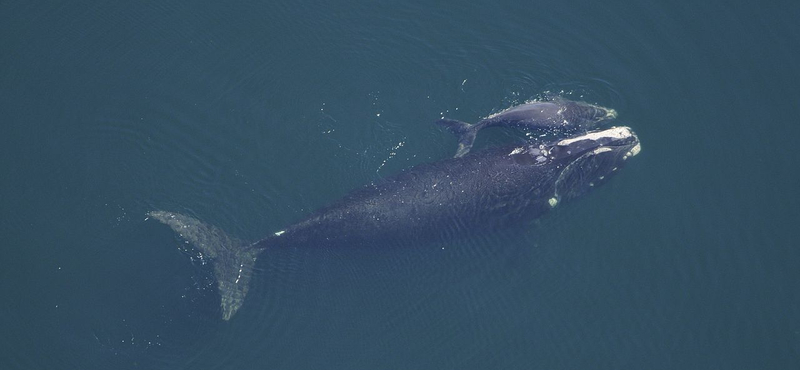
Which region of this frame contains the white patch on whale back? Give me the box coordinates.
[557,126,633,146]
[274,230,285,236]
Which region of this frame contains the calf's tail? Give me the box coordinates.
[435,118,478,158]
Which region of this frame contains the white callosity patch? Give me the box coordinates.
[274,230,286,236]
[539,147,549,156]
[592,147,613,155]
[509,146,550,163]
[536,146,549,161]
[622,142,642,160]
[557,126,633,146]
[629,142,642,156]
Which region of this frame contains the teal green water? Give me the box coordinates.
[2,1,799,369]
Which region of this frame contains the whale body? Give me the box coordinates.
[437,98,617,157]
[150,126,641,320]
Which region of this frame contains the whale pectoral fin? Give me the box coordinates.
[435,118,478,157]
[149,211,261,321]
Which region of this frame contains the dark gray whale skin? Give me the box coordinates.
[149,126,640,320]
[437,98,617,157]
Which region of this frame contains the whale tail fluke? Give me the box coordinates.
[435,118,478,158]
[148,211,261,320]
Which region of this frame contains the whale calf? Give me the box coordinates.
[437,98,617,157]
[150,126,640,320]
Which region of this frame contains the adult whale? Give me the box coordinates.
[437,98,617,157]
[150,126,641,320]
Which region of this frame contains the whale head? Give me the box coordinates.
[556,99,618,129]
[537,126,640,203]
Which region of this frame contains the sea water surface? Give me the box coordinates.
[1,1,799,369]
